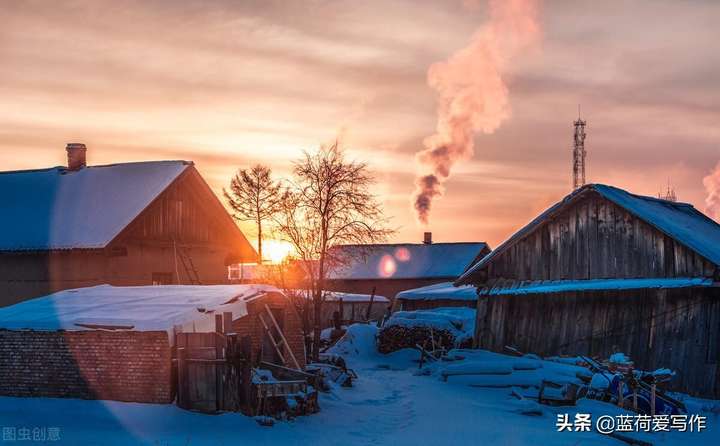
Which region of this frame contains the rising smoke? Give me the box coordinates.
[413,0,541,224]
[703,162,720,221]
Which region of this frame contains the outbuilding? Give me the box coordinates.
[456,183,720,397]
[394,282,477,311]
[326,233,490,302]
[0,284,305,405]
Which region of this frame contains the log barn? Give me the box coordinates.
[326,233,490,303]
[0,284,306,408]
[456,183,720,397]
[0,143,257,307]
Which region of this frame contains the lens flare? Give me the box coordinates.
[378,254,397,278]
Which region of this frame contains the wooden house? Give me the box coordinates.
[326,233,490,303]
[0,143,257,307]
[0,284,306,409]
[456,183,720,397]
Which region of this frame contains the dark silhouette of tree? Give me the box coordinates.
[275,141,393,360]
[224,164,283,264]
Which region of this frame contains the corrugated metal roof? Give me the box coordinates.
[327,242,489,280]
[0,161,190,251]
[456,184,720,285]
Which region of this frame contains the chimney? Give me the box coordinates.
[423,231,432,244]
[66,143,87,170]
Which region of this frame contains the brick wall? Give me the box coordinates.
[233,292,307,369]
[0,330,172,403]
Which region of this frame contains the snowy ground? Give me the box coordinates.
[2,324,719,445]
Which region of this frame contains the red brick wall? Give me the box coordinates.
[0,330,172,403]
[232,292,307,369]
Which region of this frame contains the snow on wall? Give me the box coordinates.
[395,281,477,301]
[327,242,487,280]
[479,277,713,296]
[0,161,189,250]
[0,284,280,334]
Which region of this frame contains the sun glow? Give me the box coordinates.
[261,239,294,264]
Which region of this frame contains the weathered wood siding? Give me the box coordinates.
[477,287,720,397]
[486,192,716,281]
[0,167,255,306]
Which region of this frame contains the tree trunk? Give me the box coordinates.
[312,289,322,361]
[257,218,263,265]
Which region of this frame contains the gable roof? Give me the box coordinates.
[327,242,489,280]
[456,183,720,285]
[0,161,190,250]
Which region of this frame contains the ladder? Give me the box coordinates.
[178,247,201,285]
[258,304,301,370]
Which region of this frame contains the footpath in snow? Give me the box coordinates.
[1,323,719,445]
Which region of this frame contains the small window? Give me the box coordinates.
[152,272,174,286]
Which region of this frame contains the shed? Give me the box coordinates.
[394,282,477,311]
[0,143,257,307]
[0,284,305,404]
[326,234,490,302]
[456,183,720,397]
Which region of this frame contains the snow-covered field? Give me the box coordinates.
[2,324,719,445]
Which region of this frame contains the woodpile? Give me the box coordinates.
[378,325,467,354]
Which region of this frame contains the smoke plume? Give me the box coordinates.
[413,0,541,224]
[703,162,720,221]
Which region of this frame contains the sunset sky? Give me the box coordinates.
[2,0,719,249]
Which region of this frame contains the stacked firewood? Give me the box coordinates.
[377,325,457,354]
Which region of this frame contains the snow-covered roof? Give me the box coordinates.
[323,291,390,303]
[457,183,720,285]
[478,277,712,296]
[395,281,477,301]
[288,289,389,303]
[327,242,489,280]
[0,284,281,333]
[0,161,190,251]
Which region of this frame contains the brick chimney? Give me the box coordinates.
[423,231,432,244]
[66,143,87,170]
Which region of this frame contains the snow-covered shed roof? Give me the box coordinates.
[395,281,477,301]
[0,161,190,251]
[327,242,489,280]
[0,284,281,333]
[457,184,720,285]
[477,277,712,296]
[323,291,390,303]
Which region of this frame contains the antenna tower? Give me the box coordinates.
[572,106,587,189]
[659,179,677,202]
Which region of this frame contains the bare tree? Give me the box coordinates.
[224,164,283,264]
[275,141,393,360]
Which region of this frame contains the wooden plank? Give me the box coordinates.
[587,197,599,278]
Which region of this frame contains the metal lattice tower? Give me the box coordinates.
[572,108,587,189]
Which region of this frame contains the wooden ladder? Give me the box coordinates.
[258,304,301,370]
[178,247,202,285]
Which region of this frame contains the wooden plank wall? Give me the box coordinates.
[486,193,716,282]
[478,286,720,397]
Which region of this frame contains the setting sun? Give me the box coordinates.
[261,239,294,264]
